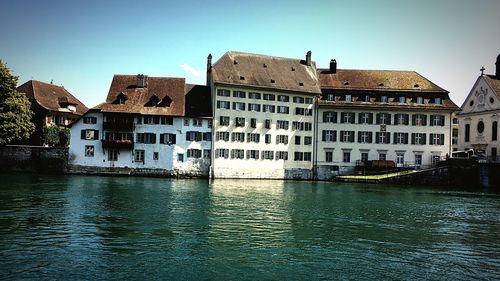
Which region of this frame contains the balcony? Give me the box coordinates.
[101,139,134,149]
[103,121,134,131]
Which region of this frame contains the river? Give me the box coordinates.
[0,174,498,280]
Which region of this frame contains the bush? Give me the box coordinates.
[43,125,70,147]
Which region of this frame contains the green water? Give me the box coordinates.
[0,174,499,280]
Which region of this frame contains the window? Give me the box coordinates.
[358,113,373,124]
[235,117,245,127]
[364,95,371,102]
[361,152,369,163]
[248,103,261,112]
[215,149,229,159]
[135,150,145,163]
[430,115,445,126]
[277,106,289,114]
[412,133,426,145]
[249,92,261,99]
[343,151,350,163]
[177,153,184,162]
[381,96,388,103]
[81,129,99,140]
[465,124,470,142]
[399,96,406,103]
[85,145,94,157]
[136,133,156,144]
[216,101,230,109]
[277,120,289,130]
[294,152,303,161]
[292,122,312,131]
[83,116,97,124]
[250,118,257,128]
[323,111,337,123]
[322,130,336,142]
[265,119,271,129]
[232,102,245,111]
[220,116,230,126]
[340,131,355,142]
[341,112,355,124]
[108,149,118,161]
[295,136,301,145]
[376,113,391,125]
[247,133,260,143]
[160,133,176,144]
[379,153,386,161]
[430,133,445,145]
[231,132,245,142]
[477,121,485,134]
[416,97,424,104]
[395,114,409,125]
[105,132,133,141]
[265,134,271,144]
[304,152,312,161]
[415,154,422,166]
[276,135,288,144]
[394,132,408,144]
[295,107,312,116]
[293,96,305,103]
[203,132,212,141]
[412,114,427,126]
[358,131,372,143]
[325,151,333,162]
[153,152,159,160]
[396,153,404,166]
[187,149,202,158]
[276,151,288,160]
[493,121,498,141]
[278,95,289,102]
[263,94,275,101]
[262,150,274,160]
[185,131,202,142]
[435,97,442,105]
[192,119,203,127]
[203,149,211,159]
[233,91,246,98]
[246,150,259,160]
[375,132,390,144]
[345,95,352,102]
[217,89,230,97]
[184,119,190,126]
[263,105,276,113]
[326,94,335,101]
[304,136,312,145]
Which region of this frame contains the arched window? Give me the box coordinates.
[465,124,470,142]
[493,121,498,141]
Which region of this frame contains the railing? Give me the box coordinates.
[101,139,134,149]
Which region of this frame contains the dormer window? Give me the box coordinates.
[364,95,371,102]
[145,95,160,107]
[159,96,172,107]
[381,96,388,103]
[416,97,423,104]
[326,94,334,101]
[345,95,352,102]
[399,96,406,103]
[114,93,128,105]
[435,97,442,105]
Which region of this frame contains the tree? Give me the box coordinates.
[0,60,34,145]
[42,125,70,147]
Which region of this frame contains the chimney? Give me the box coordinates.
[496,54,500,78]
[329,59,337,74]
[137,74,145,88]
[207,54,212,71]
[306,51,312,66]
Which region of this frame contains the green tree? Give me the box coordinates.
[0,60,34,145]
[42,125,70,147]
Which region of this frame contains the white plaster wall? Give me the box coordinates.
[69,112,106,166]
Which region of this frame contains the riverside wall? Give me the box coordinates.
[0,145,68,174]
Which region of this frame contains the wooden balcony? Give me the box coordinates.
[101,139,134,149]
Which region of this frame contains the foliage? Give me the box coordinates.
[42,125,70,147]
[0,60,34,145]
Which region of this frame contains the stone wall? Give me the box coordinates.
[0,145,68,174]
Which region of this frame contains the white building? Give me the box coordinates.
[68,75,212,176]
[455,55,500,162]
[315,59,459,180]
[208,51,322,179]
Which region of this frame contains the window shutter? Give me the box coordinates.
[350,132,355,142]
[375,132,380,144]
[405,114,409,125]
[411,133,415,144]
[405,133,409,144]
[160,134,165,144]
[152,133,156,144]
[196,132,202,142]
[171,134,176,144]
[94,130,99,140]
[186,132,190,141]
[386,114,391,125]
[333,112,337,123]
[357,131,362,143]
[412,115,416,126]
[351,113,356,124]
[340,113,345,123]
[393,133,397,144]
[440,134,445,145]
[358,113,363,124]
[430,115,435,126]
[81,130,85,139]
[322,130,326,141]
[323,112,327,122]
[422,115,427,126]
[429,134,433,144]
[368,113,373,124]
[440,116,445,126]
[333,130,337,141]
[368,132,373,143]
[422,133,426,145]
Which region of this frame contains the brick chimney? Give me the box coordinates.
[330,59,337,74]
[137,74,145,88]
[306,51,312,66]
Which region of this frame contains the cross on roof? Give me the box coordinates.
[480,66,485,76]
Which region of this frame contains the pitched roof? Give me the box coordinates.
[184,84,212,117]
[317,69,448,93]
[484,75,500,98]
[17,80,88,115]
[211,51,321,95]
[101,75,185,116]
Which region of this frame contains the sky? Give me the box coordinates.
[1,0,499,108]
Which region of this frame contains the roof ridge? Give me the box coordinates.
[226,50,307,62]
[318,68,416,73]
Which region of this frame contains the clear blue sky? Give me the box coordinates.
[1,0,499,107]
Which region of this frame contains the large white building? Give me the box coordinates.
[68,75,212,176]
[208,51,322,179]
[455,55,500,162]
[315,59,459,179]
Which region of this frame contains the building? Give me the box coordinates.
[208,51,322,179]
[17,80,88,145]
[455,55,500,162]
[68,74,212,176]
[315,59,459,179]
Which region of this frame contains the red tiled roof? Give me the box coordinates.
[17,80,88,115]
[101,75,185,116]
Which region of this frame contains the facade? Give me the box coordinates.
[315,59,459,179]
[17,80,88,145]
[455,55,500,162]
[208,51,322,179]
[68,74,212,176]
